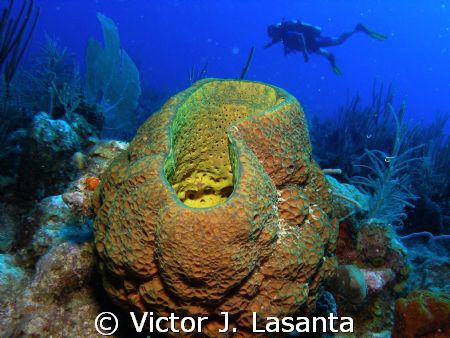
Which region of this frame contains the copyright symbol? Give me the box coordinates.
[95,312,118,335]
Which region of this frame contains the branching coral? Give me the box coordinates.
[15,35,81,116]
[309,80,449,230]
[309,81,400,181]
[0,0,39,97]
[0,0,39,145]
[352,104,424,226]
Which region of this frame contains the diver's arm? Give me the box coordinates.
[281,31,309,61]
[296,33,309,61]
[264,39,280,49]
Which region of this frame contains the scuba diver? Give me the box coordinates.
[264,19,387,75]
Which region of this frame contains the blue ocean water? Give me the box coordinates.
[31,0,450,125]
[1,1,449,337]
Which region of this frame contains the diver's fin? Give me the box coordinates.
[332,63,342,76]
[356,23,388,41]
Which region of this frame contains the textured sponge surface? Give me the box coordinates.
[93,79,338,337]
[166,81,284,208]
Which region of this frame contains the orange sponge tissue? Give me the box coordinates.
[92,79,338,337]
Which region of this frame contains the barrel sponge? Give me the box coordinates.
[92,79,338,336]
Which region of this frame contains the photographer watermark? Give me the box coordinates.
[95,312,119,335]
[95,311,353,335]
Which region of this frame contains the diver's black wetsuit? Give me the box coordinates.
[264,19,387,75]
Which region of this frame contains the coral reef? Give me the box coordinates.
[0,254,28,296]
[308,82,449,335]
[0,138,129,336]
[62,140,129,217]
[0,242,102,337]
[329,196,410,335]
[356,221,402,267]
[93,78,338,336]
[309,81,450,235]
[0,128,27,177]
[0,0,39,100]
[0,69,446,337]
[17,112,80,198]
[401,232,450,294]
[326,175,369,221]
[0,204,18,252]
[0,138,126,255]
[29,195,74,257]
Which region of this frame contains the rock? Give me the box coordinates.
[74,99,104,132]
[0,175,15,192]
[0,242,104,337]
[30,242,96,297]
[88,139,128,161]
[0,204,18,252]
[17,112,81,199]
[0,128,27,177]
[30,195,72,257]
[29,195,92,258]
[357,221,406,268]
[67,113,100,149]
[404,234,450,294]
[47,140,130,219]
[62,190,90,216]
[392,290,450,338]
[0,254,28,297]
[62,175,106,218]
[361,268,395,293]
[72,151,87,170]
[326,175,370,220]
